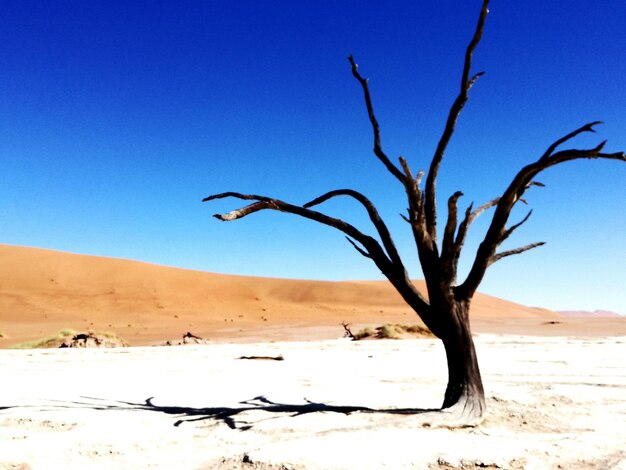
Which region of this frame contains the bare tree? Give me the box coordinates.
[204,0,625,422]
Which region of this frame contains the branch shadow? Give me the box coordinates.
[26,395,437,431]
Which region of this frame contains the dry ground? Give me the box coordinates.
[1,335,625,469]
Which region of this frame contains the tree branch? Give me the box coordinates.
[397,156,442,288]
[204,191,432,318]
[211,201,270,221]
[458,124,625,299]
[424,0,490,239]
[547,144,624,165]
[490,242,545,265]
[469,197,500,221]
[539,121,603,161]
[345,237,371,258]
[304,189,404,267]
[441,191,463,283]
[348,53,437,284]
[303,189,433,318]
[500,210,533,243]
[348,55,405,183]
[205,193,379,255]
[453,197,499,254]
[203,191,270,204]
[398,157,425,226]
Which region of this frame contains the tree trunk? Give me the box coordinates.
[439,300,486,422]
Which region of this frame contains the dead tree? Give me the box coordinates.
[341,322,355,339]
[204,0,625,422]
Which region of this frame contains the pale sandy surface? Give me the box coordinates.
[1,335,625,469]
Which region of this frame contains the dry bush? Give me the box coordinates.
[353,323,434,340]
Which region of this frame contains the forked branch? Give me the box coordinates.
[539,121,603,161]
[398,157,434,264]
[458,123,625,299]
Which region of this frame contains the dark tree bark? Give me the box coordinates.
[203,0,625,424]
[438,300,485,420]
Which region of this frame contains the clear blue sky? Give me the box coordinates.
[2,1,625,314]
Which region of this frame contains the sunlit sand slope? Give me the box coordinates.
[2,244,622,346]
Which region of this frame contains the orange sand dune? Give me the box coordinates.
[1,244,623,346]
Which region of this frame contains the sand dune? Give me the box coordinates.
[1,244,623,346]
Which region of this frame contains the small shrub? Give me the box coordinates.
[405,324,433,336]
[378,323,402,339]
[353,327,376,340]
[10,329,77,349]
[353,323,434,341]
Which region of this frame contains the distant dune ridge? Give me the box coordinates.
[0,244,623,346]
[558,310,621,317]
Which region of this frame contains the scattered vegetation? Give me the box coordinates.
[10,329,77,349]
[10,329,128,349]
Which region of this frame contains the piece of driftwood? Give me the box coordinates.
[237,355,284,361]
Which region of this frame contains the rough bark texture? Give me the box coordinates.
[439,301,485,421]
[204,0,624,424]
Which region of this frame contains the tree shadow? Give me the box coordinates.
[43,395,436,431]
